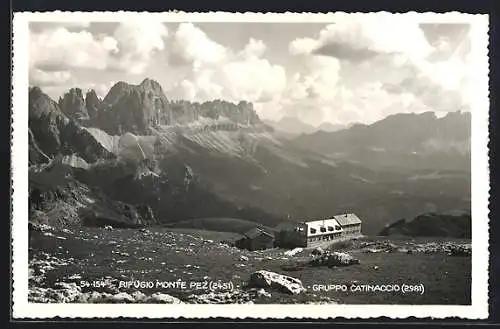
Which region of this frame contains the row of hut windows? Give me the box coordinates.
[310,226,341,234]
[308,232,342,242]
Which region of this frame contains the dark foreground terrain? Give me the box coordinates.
[29,225,471,305]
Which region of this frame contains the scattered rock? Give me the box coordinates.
[104,225,114,231]
[447,244,472,256]
[145,292,183,304]
[111,292,135,303]
[239,255,249,261]
[248,270,306,295]
[284,248,303,257]
[310,251,360,267]
[131,291,147,302]
[311,247,325,256]
[29,282,82,303]
[361,241,398,253]
[187,288,271,304]
[29,283,183,304]
[67,274,82,280]
[29,222,53,232]
[256,288,272,298]
[361,240,471,256]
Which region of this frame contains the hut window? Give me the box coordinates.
[328,226,334,231]
[310,228,316,234]
[335,225,341,230]
[320,227,326,233]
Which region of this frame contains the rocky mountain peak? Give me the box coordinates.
[29,88,115,164]
[139,78,163,92]
[29,86,65,119]
[31,79,264,136]
[102,81,134,106]
[85,89,102,120]
[58,88,89,120]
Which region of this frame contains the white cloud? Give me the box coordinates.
[392,29,472,113]
[240,38,267,59]
[264,54,342,125]
[289,14,433,62]
[223,57,286,102]
[289,38,317,56]
[29,21,168,88]
[110,21,168,74]
[77,81,117,99]
[172,70,224,101]
[29,27,118,73]
[168,26,286,104]
[171,23,228,69]
[281,16,475,125]
[29,69,72,86]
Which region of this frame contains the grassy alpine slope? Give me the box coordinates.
[29,225,471,305]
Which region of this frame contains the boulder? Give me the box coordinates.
[248,270,306,295]
[311,247,325,256]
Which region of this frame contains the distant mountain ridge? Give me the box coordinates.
[291,111,471,171]
[379,211,471,238]
[263,116,317,136]
[263,117,346,138]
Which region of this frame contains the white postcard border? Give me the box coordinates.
[12,11,490,319]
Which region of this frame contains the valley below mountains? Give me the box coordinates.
[29,78,471,236]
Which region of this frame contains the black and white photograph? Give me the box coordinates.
[12,11,489,319]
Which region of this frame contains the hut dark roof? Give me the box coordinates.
[244,227,274,239]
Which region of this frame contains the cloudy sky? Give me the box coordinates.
[29,15,474,126]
